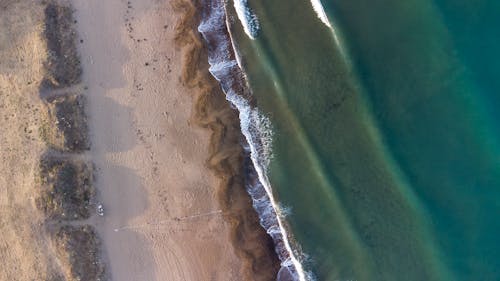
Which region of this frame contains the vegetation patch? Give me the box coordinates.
[52,225,106,281]
[42,94,89,152]
[37,156,94,220]
[42,2,81,89]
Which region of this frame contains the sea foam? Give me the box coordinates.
[198,0,309,280]
[310,0,332,28]
[233,0,260,39]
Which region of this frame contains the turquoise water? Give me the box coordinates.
[226,0,500,280]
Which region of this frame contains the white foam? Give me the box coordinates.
[310,0,332,28]
[208,60,238,74]
[233,0,260,39]
[198,5,224,32]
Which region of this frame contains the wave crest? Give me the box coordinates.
[310,0,331,28]
[233,0,260,39]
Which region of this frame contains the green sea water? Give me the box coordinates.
[227,0,500,280]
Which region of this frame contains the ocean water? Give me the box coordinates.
[206,0,500,280]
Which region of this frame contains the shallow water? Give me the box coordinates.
[224,0,500,280]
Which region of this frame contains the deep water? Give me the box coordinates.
[225,0,500,280]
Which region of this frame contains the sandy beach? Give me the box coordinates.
[72,0,246,279]
[1,0,278,280]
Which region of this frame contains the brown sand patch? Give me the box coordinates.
[0,1,62,280]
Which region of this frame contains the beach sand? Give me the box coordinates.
[72,0,244,280]
[0,0,279,280]
[73,0,279,280]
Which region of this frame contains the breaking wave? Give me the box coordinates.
[233,0,260,39]
[310,0,332,28]
[198,0,309,280]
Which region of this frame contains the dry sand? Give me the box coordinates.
[0,1,58,279]
[1,1,104,280]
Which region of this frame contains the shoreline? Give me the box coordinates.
[174,0,281,279]
[198,0,309,280]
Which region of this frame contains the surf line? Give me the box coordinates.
[113,210,223,232]
[233,0,260,39]
[223,2,309,281]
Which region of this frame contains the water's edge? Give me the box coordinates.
[173,0,282,280]
[197,0,308,280]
